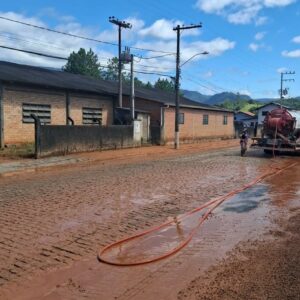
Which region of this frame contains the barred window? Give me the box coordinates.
[203,114,209,125]
[179,113,184,124]
[22,103,51,124]
[223,115,228,125]
[82,107,102,125]
[262,111,268,116]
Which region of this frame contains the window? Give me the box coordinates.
[22,103,51,124]
[223,115,228,125]
[203,114,209,125]
[178,113,184,124]
[262,111,268,116]
[82,107,102,125]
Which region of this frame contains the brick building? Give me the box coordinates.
[0,61,234,147]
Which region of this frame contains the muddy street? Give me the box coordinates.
[0,145,299,300]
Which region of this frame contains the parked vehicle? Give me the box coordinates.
[251,108,300,153]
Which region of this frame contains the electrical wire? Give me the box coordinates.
[0,44,174,77]
[0,16,175,54]
[0,31,66,50]
[138,53,176,60]
[0,45,67,60]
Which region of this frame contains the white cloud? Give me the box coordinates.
[139,19,200,40]
[282,49,300,57]
[249,43,260,51]
[203,71,213,78]
[264,0,296,6]
[255,31,266,40]
[277,67,288,73]
[228,5,262,24]
[0,11,119,68]
[195,0,296,24]
[239,89,251,96]
[0,11,235,88]
[97,17,145,43]
[292,35,300,43]
[255,16,269,25]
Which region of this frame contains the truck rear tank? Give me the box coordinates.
[252,107,300,153]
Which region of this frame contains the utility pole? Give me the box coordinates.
[130,54,135,121]
[109,16,132,108]
[173,23,202,149]
[280,71,295,99]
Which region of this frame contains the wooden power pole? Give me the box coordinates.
[173,23,202,149]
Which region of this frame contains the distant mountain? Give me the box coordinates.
[182,89,300,108]
[208,92,251,104]
[255,98,279,102]
[182,90,252,105]
[181,89,210,103]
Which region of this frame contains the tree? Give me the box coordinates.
[63,48,101,79]
[144,81,153,89]
[134,77,146,88]
[154,78,175,92]
[101,57,130,82]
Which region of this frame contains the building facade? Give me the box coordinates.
[0,61,234,148]
[1,84,114,144]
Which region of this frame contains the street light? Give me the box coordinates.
[180,51,209,67]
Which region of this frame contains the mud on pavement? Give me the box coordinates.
[0,145,299,299]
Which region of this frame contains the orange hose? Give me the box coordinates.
[98,162,297,266]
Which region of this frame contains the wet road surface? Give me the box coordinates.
[0,146,299,299]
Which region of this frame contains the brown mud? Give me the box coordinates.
[0,143,299,300]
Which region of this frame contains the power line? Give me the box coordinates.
[134,63,175,71]
[0,45,67,60]
[0,44,173,78]
[0,16,117,46]
[128,69,172,77]
[138,53,176,60]
[0,31,66,50]
[0,44,239,90]
[184,76,223,94]
[0,16,175,54]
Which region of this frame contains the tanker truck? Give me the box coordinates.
[251,107,300,153]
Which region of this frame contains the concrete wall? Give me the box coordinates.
[2,85,114,145]
[163,107,234,143]
[36,125,139,158]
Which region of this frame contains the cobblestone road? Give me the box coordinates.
[0,146,292,299]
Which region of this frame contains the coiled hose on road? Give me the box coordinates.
[98,162,297,266]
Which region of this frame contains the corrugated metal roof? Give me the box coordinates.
[0,60,231,113]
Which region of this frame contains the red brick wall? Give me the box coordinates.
[3,86,114,145]
[123,96,162,125]
[163,107,234,143]
[69,94,113,126]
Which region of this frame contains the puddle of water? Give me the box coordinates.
[100,209,208,265]
[222,184,269,214]
[100,184,273,265]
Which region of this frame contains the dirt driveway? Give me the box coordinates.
[0,143,299,299]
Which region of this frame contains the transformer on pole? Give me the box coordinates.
[109,17,132,108]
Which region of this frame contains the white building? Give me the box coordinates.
[256,102,290,125]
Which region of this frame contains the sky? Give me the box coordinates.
[0,0,299,98]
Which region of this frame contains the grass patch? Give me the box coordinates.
[0,143,35,159]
